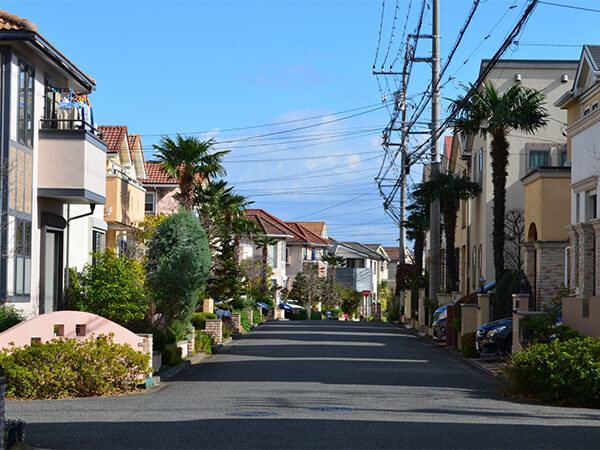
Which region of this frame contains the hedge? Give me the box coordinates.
[162,346,183,366]
[0,335,149,399]
[191,312,218,331]
[505,337,600,407]
[194,333,213,355]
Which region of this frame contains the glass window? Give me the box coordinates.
[561,150,567,166]
[271,243,278,269]
[529,151,549,169]
[145,192,155,214]
[92,230,105,265]
[18,62,34,148]
[14,218,31,296]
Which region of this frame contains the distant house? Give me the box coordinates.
[141,161,180,216]
[284,222,331,279]
[297,221,329,239]
[328,240,390,316]
[383,246,415,292]
[98,126,147,257]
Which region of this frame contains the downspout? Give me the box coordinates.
[64,203,96,309]
[564,245,570,289]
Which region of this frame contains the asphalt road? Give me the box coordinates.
[7,320,600,449]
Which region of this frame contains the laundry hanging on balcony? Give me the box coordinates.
[56,92,93,131]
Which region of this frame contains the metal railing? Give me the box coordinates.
[40,118,102,137]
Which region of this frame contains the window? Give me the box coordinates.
[281,241,286,262]
[92,230,105,265]
[145,192,156,214]
[593,101,599,112]
[576,193,581,223]
[311,249,316,260]
[586,191,597,222]
[584,106,591,116]
[560,150,567,166]
[240,243,253,260]
[117,235,127,257]
[18,62,34,148]
[285,246,290,264]
[529,150,549,169]
[75,324,86,337]
[270,243,278,269]
[14,218,31,296]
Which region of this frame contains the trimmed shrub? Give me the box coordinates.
[190,312,218,331]
[194,333,213,355]
[162,346,183,366]
[146,209,211,325]
[0,335,149,399]
[505,338,600,407]
[296,309,308,320]
[0,305,25,332]
[222,320,234,340]
[461,332,478,358]
[151,328,167,353]
[311,311,322,320]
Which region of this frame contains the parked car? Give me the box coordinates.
[326,310,340,320]
[476,318,512,355]
[278,302,295,319]
[432,305,447,341]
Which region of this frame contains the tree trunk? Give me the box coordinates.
[414,232,424,280]
[179,170,195,210]
[443,200,459,291]
[261,247,268,298]
[491,131,509,283]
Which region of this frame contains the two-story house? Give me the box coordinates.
[328,240,389,316]
[452,59,577,296]
[0,10,106,316]
[98,126,146,257]
[142,161,180,216]
[555,45,600,336]
[284,221,331,280]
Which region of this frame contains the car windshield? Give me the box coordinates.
[433,308,446,322]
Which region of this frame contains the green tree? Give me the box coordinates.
[288,265,321,319]
[153,135,229,210]
[70,251,147,329]
[340,288,361,317]
[146,209,211,325]
[403,193,429,283]
[321,254,346,286]
[412,171,480,290]
[453,82,548,283]
[254,235,279,298]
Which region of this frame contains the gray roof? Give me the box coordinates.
[330,239,387,261]
[585,45,600,71]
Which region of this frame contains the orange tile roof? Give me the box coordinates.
[142,161,179,185]
[286,222,330,246]
[0,10,95,86]
[98,125,128,154]
[246,209,296,237]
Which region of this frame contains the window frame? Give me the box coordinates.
[529,150,549,169]
[17,61,34,148]
[13,217,32,296]
[144,191,156,215]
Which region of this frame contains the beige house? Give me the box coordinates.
[0,11,106,315]
[98,126,146,257]
[452,59,577,296]
[141,161,180,216]
[555,45,600,336]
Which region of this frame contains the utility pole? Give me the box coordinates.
[429,0,442,299]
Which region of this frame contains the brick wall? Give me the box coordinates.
[244,309,254,326]
[533,241,568,308]
[575,223,595,297]
[205,319,222,345]
[231,313,242,333]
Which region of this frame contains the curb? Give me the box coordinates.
[397,322,499,379]
[155,352,209,382]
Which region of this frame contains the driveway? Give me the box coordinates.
[7,320,600,449]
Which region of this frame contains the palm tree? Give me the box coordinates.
[321,254,346,286]
[403,193,429,281]
[412,171,480,291]
[153,135,229,210]
[254,235,279,298]
[453,82,548,283]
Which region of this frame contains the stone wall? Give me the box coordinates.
[205,319,222,344]
[231,313,242,333]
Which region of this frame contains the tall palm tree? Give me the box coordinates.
[412,171,480,291]
[403,193,429,281]
[321,254,346,286]
[453,82,548,283]
[254,235,279,298]
[153,135,229,210]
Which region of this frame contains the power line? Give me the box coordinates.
[225,150,381,164]
[294,190,377,220]
[538,0,600,13]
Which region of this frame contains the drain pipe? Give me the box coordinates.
[64,204,96,309]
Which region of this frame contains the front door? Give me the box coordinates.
[41,228,63,314]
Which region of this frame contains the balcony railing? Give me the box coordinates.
[40,118,102,138]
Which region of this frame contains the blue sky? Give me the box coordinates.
[5,0,600,247]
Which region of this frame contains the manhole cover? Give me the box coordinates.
[226,411,279,417]
[306,406,354,412]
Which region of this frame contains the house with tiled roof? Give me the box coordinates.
[0,9,106,316]
[383,246,415,292]
[239,209,333,298]
[296,221,328,239]
[141,161,181,216]
[97,125,146,257]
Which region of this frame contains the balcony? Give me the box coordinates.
[38,119,106,204]
[105,162,146,228]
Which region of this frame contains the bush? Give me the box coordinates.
[520,313,557,344]
[236,310,251,332]
[166,320,189,344]
[252,309,261,324]
[367,316,375,322]
[222,320,234,340]
[461,332,478,358]
[162,346,183,366]
[190,312,218,331]
[296,309,308,320]
[0,335,149,399]
[0,305,25,332]
[311,311,322,320]
[453,319,461,333]
[194,333,213,355]
[505,337,600,407]
[69,251,148,329]
[152,328,167,353]
[146,209,211,325]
